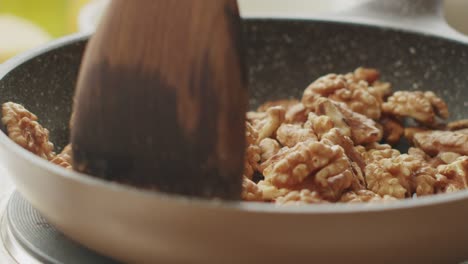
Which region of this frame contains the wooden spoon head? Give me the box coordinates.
[71,0,247,199]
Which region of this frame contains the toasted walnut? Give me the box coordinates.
[353,67,380,84]
[276,189,325,205]
[261,140,340,189]
[50,144,72,169]
[258,138,281,162]
[370,81,392,100]
[257,99,299,112]
[241,176,263,201]
[411,165,439,196]
[447,119,468,131]
[382,91,448,125]
[407,148,441,196]
[302,68,383,119]
[409,147,461,168]
[340,190,397,203]
[315,99,351,137]
[262,139,362,201]
[329,82,381,120]
[244,123,261,179]
[379,115,404,145]
[432,152,462,167]
[404,127,429,143]
[363,144,401,164]
[285,103,310,124]
[247,106,285,142]
[276,123,317,147]
[315,99,382,145]
[257,180,291,201]
[424,91,449,119]
[2,102,55,160]
[338,103,383,144]
[437,156,468,193]
[412,130,468,156]
[303,74,347,99]
[314,152,361,200]
[262,140,339,187]
[365,153,439,198]
[456,128,468,135]
[408,147,430,161]
[365,154,415,198]
[304,112,335,139]
[321,128,366,172]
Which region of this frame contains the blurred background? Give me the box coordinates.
[1,0,467,64]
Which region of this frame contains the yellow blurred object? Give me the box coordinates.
[0,15,52,63]
[0,0,91,36]
[0,0,90,62]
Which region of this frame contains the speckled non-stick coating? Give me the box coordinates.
[1,19,467,151]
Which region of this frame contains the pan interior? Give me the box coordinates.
[0,19,467,152]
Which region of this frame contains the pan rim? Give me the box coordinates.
[1,19,468,214]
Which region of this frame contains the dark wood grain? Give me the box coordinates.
[71,0,247,199]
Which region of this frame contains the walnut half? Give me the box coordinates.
[2,102,55,160]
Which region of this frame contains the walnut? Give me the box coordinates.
[370,81,392,100]
[424,91,449,119]
[455,128,468,135]
[241,176,263,201]
[315,99,382,145]
[329,82,381,120]
[2,102,55,160]
[382,91,448,125]
[404,127,429,143]
[257,99,299,112]
[431,152,462,167]
[303,74,347,99]
[437,156,468,193]
[409,147,461,168]
[247,106,285,142]
[412,130,468,156]
[304,112,335,140]
[321,128,366,173]
[353,67,380,84]
[257,180,290,201]
[262,140,339,187]
[340,190,397,203]
[302,68,383,119]
[285,103,310,124]
[365,153,439,198]
[447,119,468,131]
[244,122,261,179]
[411,165,439,196]
[315,98,351,137]
[363,144,400,164]
[276,189,326,205]
[276,123,317,147]
[50,144,72,169]
[379,115,404,145]
[261,139,362,201]
[408,147,430,162]
[365,156,412,198]
[258,138,280,162]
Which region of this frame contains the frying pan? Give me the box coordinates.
[1,0,468,263]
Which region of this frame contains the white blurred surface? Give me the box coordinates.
[78,0,369,33]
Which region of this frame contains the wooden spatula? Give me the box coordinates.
[71,0,247,200]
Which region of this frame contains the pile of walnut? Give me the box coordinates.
[242,67,468,205]
[2,67,468,205]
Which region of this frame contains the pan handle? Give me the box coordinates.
[337,0,467,42]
